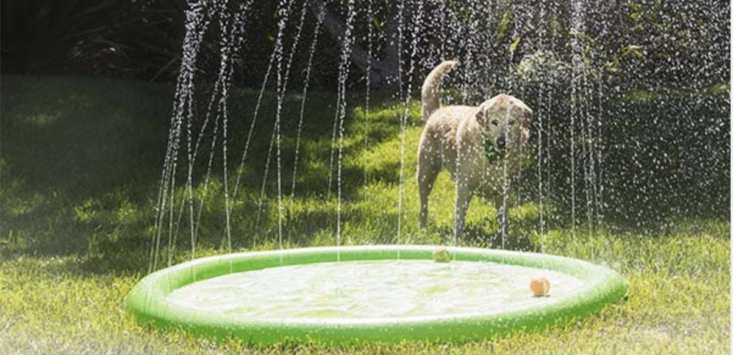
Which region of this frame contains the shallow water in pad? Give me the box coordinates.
[167,260,585,319]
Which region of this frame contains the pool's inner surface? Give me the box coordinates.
[167,260,584,319]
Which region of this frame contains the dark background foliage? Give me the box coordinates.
[2,0,728,91]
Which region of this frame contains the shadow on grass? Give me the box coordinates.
[0,76,416,275]
[1,76,728,277]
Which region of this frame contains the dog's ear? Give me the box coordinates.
[476,98,497,125]
[476,108,486,124]
[523,107,534,125]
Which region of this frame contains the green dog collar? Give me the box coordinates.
[481,133,505,163]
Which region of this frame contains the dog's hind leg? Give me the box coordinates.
[417,144,441,229]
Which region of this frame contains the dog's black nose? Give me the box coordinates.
[496,136,506,149]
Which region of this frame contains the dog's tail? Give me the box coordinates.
[421,60,457,121]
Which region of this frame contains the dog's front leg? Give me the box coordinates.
[495,199,509,241]
[454,184,473,239]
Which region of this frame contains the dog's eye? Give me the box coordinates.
[491,119,499,126]
[508,120,516,126]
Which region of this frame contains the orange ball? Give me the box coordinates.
[530,277,550,297]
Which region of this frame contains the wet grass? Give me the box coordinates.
[0,76,729,354]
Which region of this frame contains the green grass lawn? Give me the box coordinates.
[0,76,729,354]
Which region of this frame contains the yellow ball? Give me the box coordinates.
[530,277,550,297]
[432,247,451,262]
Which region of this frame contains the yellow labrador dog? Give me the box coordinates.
[417,61,533,237]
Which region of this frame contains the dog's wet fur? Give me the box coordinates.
[417,61,533,238]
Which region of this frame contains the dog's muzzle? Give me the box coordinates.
[496,136,506,149]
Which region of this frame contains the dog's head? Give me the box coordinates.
[476,94,532,151]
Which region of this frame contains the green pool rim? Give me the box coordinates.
[125,245,628,344]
